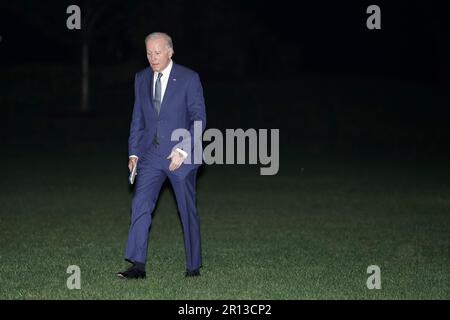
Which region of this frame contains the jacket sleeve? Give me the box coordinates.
[176,72,207,159]
[128,73,145,158]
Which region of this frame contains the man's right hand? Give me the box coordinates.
[128,157,138,172]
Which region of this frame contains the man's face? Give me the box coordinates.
[146,37,173,73]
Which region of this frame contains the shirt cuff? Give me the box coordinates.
[175,148,188,159]
[129,155,139,159]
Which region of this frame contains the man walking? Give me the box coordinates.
[117,32,206,279]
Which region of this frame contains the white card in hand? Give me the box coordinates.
[129,164,137,184]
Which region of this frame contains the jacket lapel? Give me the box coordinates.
[160,62,177,116]
[143,68,157,117]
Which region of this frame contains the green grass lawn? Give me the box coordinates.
[0,149,449,299]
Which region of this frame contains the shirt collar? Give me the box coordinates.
[154,59,173,80]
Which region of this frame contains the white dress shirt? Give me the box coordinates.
[153,59,173,104]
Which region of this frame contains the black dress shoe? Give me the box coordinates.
[117,265,146,279]
[185,269,201,277]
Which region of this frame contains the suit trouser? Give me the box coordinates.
[124,151,202,271]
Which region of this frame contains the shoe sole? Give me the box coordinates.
[116,273,146,279]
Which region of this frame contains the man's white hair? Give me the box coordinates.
[144,32,174,53]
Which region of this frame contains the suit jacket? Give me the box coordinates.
[128,62,207,170]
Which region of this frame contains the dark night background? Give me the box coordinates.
[0,0,449,300]
[1,0,449,158]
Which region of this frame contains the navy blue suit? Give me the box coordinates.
[124,62,206,271]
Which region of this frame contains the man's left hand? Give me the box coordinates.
[167,150,185,171]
